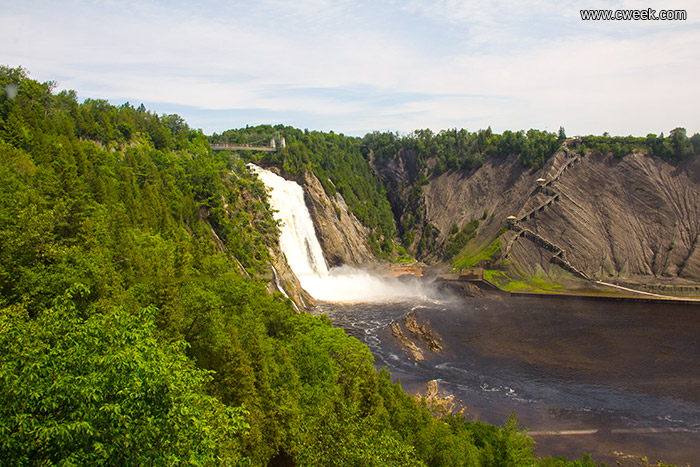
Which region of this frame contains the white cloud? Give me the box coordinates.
[1,0,698,136]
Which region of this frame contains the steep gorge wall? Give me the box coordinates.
[377,150,700,283]
[423,155,540,249]
[519,152,700,281]
[300,171,375,267]
[253,166,374,310]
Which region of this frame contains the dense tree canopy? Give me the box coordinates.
[363,126,700,176]
[579,128,700,160]
[363,127,561,173]
[0,286,248,466]
[1,66,605,465]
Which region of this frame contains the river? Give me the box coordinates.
[252,163,700,464]
[313,294,700,465]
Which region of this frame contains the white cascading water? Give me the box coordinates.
[250,164,425,302]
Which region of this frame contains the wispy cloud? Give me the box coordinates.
[1,0,698,136]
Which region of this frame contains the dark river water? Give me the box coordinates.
[313,294,700,465]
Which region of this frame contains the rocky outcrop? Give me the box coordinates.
[300,171,375,267]
[268,248,315,312]
[404,312,443,352]
[414,380,461,418]
[391,321,425,361]
[390,312,443,361]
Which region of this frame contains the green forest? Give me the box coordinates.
[364,126,700,174]
[363,127,563,174]
[0,65,632,466]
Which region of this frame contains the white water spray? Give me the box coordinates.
[251,164,425,302]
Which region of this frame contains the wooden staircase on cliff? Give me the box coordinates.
[505,146,593,281]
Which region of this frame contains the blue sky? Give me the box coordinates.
[2,0,699,136]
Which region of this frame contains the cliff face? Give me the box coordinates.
[268,248,316,311]
[422,155,539,251]
[377,150,700,283]
[520,151,700,281]
[301,171,375,267]
[370,148,424,225]
[260,168,373,309]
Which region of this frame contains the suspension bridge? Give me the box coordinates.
[210,135,285,152]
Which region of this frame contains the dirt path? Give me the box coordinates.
[596,280,700,301]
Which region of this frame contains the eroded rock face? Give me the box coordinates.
[390,312,443,361]
[300,171,374,267]
[514,152,700,280]
[268,248,315,312]
[422,154,540,249]
[378,150,700,283]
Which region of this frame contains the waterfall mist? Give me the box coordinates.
[298,265,426,302]
[251,164,428,303]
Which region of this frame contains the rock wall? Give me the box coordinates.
[422,154,541,246]
[300,171,375,267]
[378,150,700,283]
[521,152,700,281]
[268,248,315,311]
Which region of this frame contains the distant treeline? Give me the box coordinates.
[579,128,700,160]
[364,126,700,175]
[364,127,563,172]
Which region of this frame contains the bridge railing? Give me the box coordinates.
[211,144,277,152]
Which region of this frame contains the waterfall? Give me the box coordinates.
[250,164,425,302]
[251,165,329,278]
